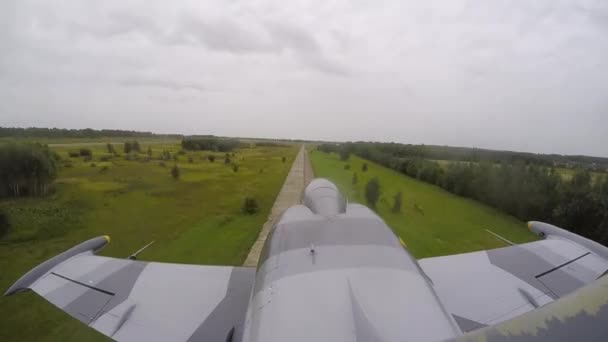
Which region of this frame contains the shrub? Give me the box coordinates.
[224,156,231,164]
[68,151,80,158]
[63,161,73,168]
[242,196,259,215]
[188,156,194,163]
[362,163,368,172]
[177,150,186,155]
[282,156,287,163]
[171,165,180,180]
[79,148,92,157]
[147,146,152,157]
[159,161,166,167]
[99,166,109,173]
[0,208,9,237]
[99,155,111,162]
[232,164,239,172]
[339,147,350,161]
[207,155,216,162]
[344,164,350,170]
[365,177,381,208]
[392,191,402,213]
[90,163,96,167]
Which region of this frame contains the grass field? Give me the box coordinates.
[0,140,298,342]
[310,151,538,259]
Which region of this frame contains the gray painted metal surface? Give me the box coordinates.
[5,179,608,341]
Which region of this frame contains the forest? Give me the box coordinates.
[318,142,608,245]
[0,127,182,139]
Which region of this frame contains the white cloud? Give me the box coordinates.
[1,0,607,156]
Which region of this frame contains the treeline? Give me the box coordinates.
[0,127,182,139]
[319,142,608,245]
[181,137,243,152]
[0,143,58,198]
[319,141,608,170]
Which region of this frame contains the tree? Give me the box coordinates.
[106,143,116,155]
[124,142,132,154]
[147,146,152,157]
[392,191,402,213]
[282,156,287,163]
[232,164,239,172]
[365,177,381,208]
[352,172,358,185]
[362,163,368,172]
[339,148,350,161]
[170,165,180,180]
[225,156,231,164]
[242,196,259,214]
[0,208,9,237]
[207,155,216,162]
[0,143,58,198]
[132,141,141,152]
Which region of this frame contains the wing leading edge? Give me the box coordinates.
[5,237,255,342]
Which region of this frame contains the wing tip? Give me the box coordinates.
[4,236,110,297]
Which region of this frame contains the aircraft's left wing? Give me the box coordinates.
[4,236,255,342]
[418,222,608,334]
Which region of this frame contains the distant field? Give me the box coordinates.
[310,151,537,259]
[0,141,298,342]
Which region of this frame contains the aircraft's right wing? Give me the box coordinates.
[419,221,608,335]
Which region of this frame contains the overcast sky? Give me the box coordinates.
[1,0,607,156]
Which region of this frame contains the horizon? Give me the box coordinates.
[4,125,608,159]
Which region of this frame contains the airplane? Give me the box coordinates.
[5,178,608,341]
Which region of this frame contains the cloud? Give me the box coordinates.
[1,0,607,156]
[118,77,210,92]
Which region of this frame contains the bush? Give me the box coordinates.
[147,146,152,157]
[173,154,179,162]
[242,196,259,215]
[63,161,73,168]
[207,155,216,162]
[188,156,194,163]
[0,208,9,237]
[99,156,111,162]
[225,156,231,164]
[365,177,381,208]
[99,166,109,173]
[344,164,350,170]
[282,156,287,163]
[79,148,92,157]
[159,161,166,167]
[68,151,80,158]
[171,165,180,180]
[90,163,96,167]
[362,163,368,172]
[177,150,186,155]
[232,164,239,172]
[392,191,402,213]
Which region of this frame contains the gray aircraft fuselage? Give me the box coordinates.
[238,179,460,341]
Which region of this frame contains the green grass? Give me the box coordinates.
[310,151,537,259]
[0,142,298,342]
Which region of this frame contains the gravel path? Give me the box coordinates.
[243,145,313,266]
